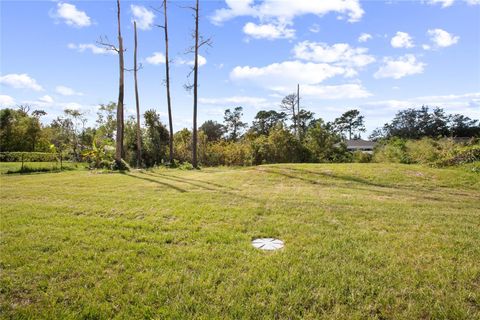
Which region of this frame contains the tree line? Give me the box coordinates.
[1,99,478,167]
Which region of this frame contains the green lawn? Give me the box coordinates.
[1,164,479,319]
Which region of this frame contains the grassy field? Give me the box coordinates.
[1,163,479,319]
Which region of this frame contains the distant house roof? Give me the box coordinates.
[344,139,376,150]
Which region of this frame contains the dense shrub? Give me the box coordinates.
[373,138,410,164]
[352,151,372,163]
[438,145,480,166]
[374,137,480,167]
[111,159,130,171]
[204,140,252,166]
[0,152,63,162]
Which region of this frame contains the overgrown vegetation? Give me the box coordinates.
[1,104,479,170]
[373,137,480,167]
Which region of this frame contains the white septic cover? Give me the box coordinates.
[252,238,284,251]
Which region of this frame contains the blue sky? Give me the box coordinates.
[1,0,479,135]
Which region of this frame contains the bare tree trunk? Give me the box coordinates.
[192,0,199,168]
[115,0,125,164]
[292,103,297,138]
[134,21,142,168]
[163,0,174,164]
[296,83,300,139]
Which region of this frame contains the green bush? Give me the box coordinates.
[373,138,411,164]
[374,138,480,167]
[111,159,130,171]
[438,145,480,166]
[0,152,60,162]
[352,151,372,163]
[177,162,195,170]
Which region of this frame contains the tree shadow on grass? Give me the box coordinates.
[260,166,476,204]
[143,172,217,191]
[283,167,393,189]
[148,171,239,191]
[123,172,187,193]
[141,172,258,203]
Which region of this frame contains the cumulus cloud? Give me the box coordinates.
[211,0,364,24]
[68,43,115,55]
[427,28,459,48]
[293,41,375,69]
[145,52,166,65]
[0,95,16,106]
[38,95,54,104]
[176,55,207,67]
[243,22,295,40]
[390,31,414,48]
[374,55,426,79]
[52,2,91,27]
[230,60,349,87]
[55,85,83,96]
[131,5,155,30]
[0,73,44,91]
[358,33,372,43]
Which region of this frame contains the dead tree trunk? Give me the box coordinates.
[115,0,125,164]
[133,21,142,168]
[192,0,199,168]
[296,84,300,139]
[163,0,174,164]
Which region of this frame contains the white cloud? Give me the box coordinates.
[52,2,91,27]
[230,60,349,88]
[427,0,455,7]
[427,28,459,48]
[0,95,15,106]
[195,55,207,67]
[390,31,414,48]
[211,0,364,24]
[426,0,480,6]
[272,83,372,99]
[146,52,166,65]
[176,55,207,67]
[199,96,269,107]
[0,73,44,91]
[131,5,155,30]
[243,22,295,40]
[68,43,115,55]
[374,55,425,79]
[293,41,375,69]
[38,95,54,104]
[309,24,320,33]
[358,33,372,43]
[55,85,83,96]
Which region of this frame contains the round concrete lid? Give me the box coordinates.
[252,238,284,251]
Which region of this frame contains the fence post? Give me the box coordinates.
[60,153,63,170]
[21,153,24,172]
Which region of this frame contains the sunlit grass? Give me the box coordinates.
[1,163,479,319]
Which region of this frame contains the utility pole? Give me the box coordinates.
[133,21,142,168]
